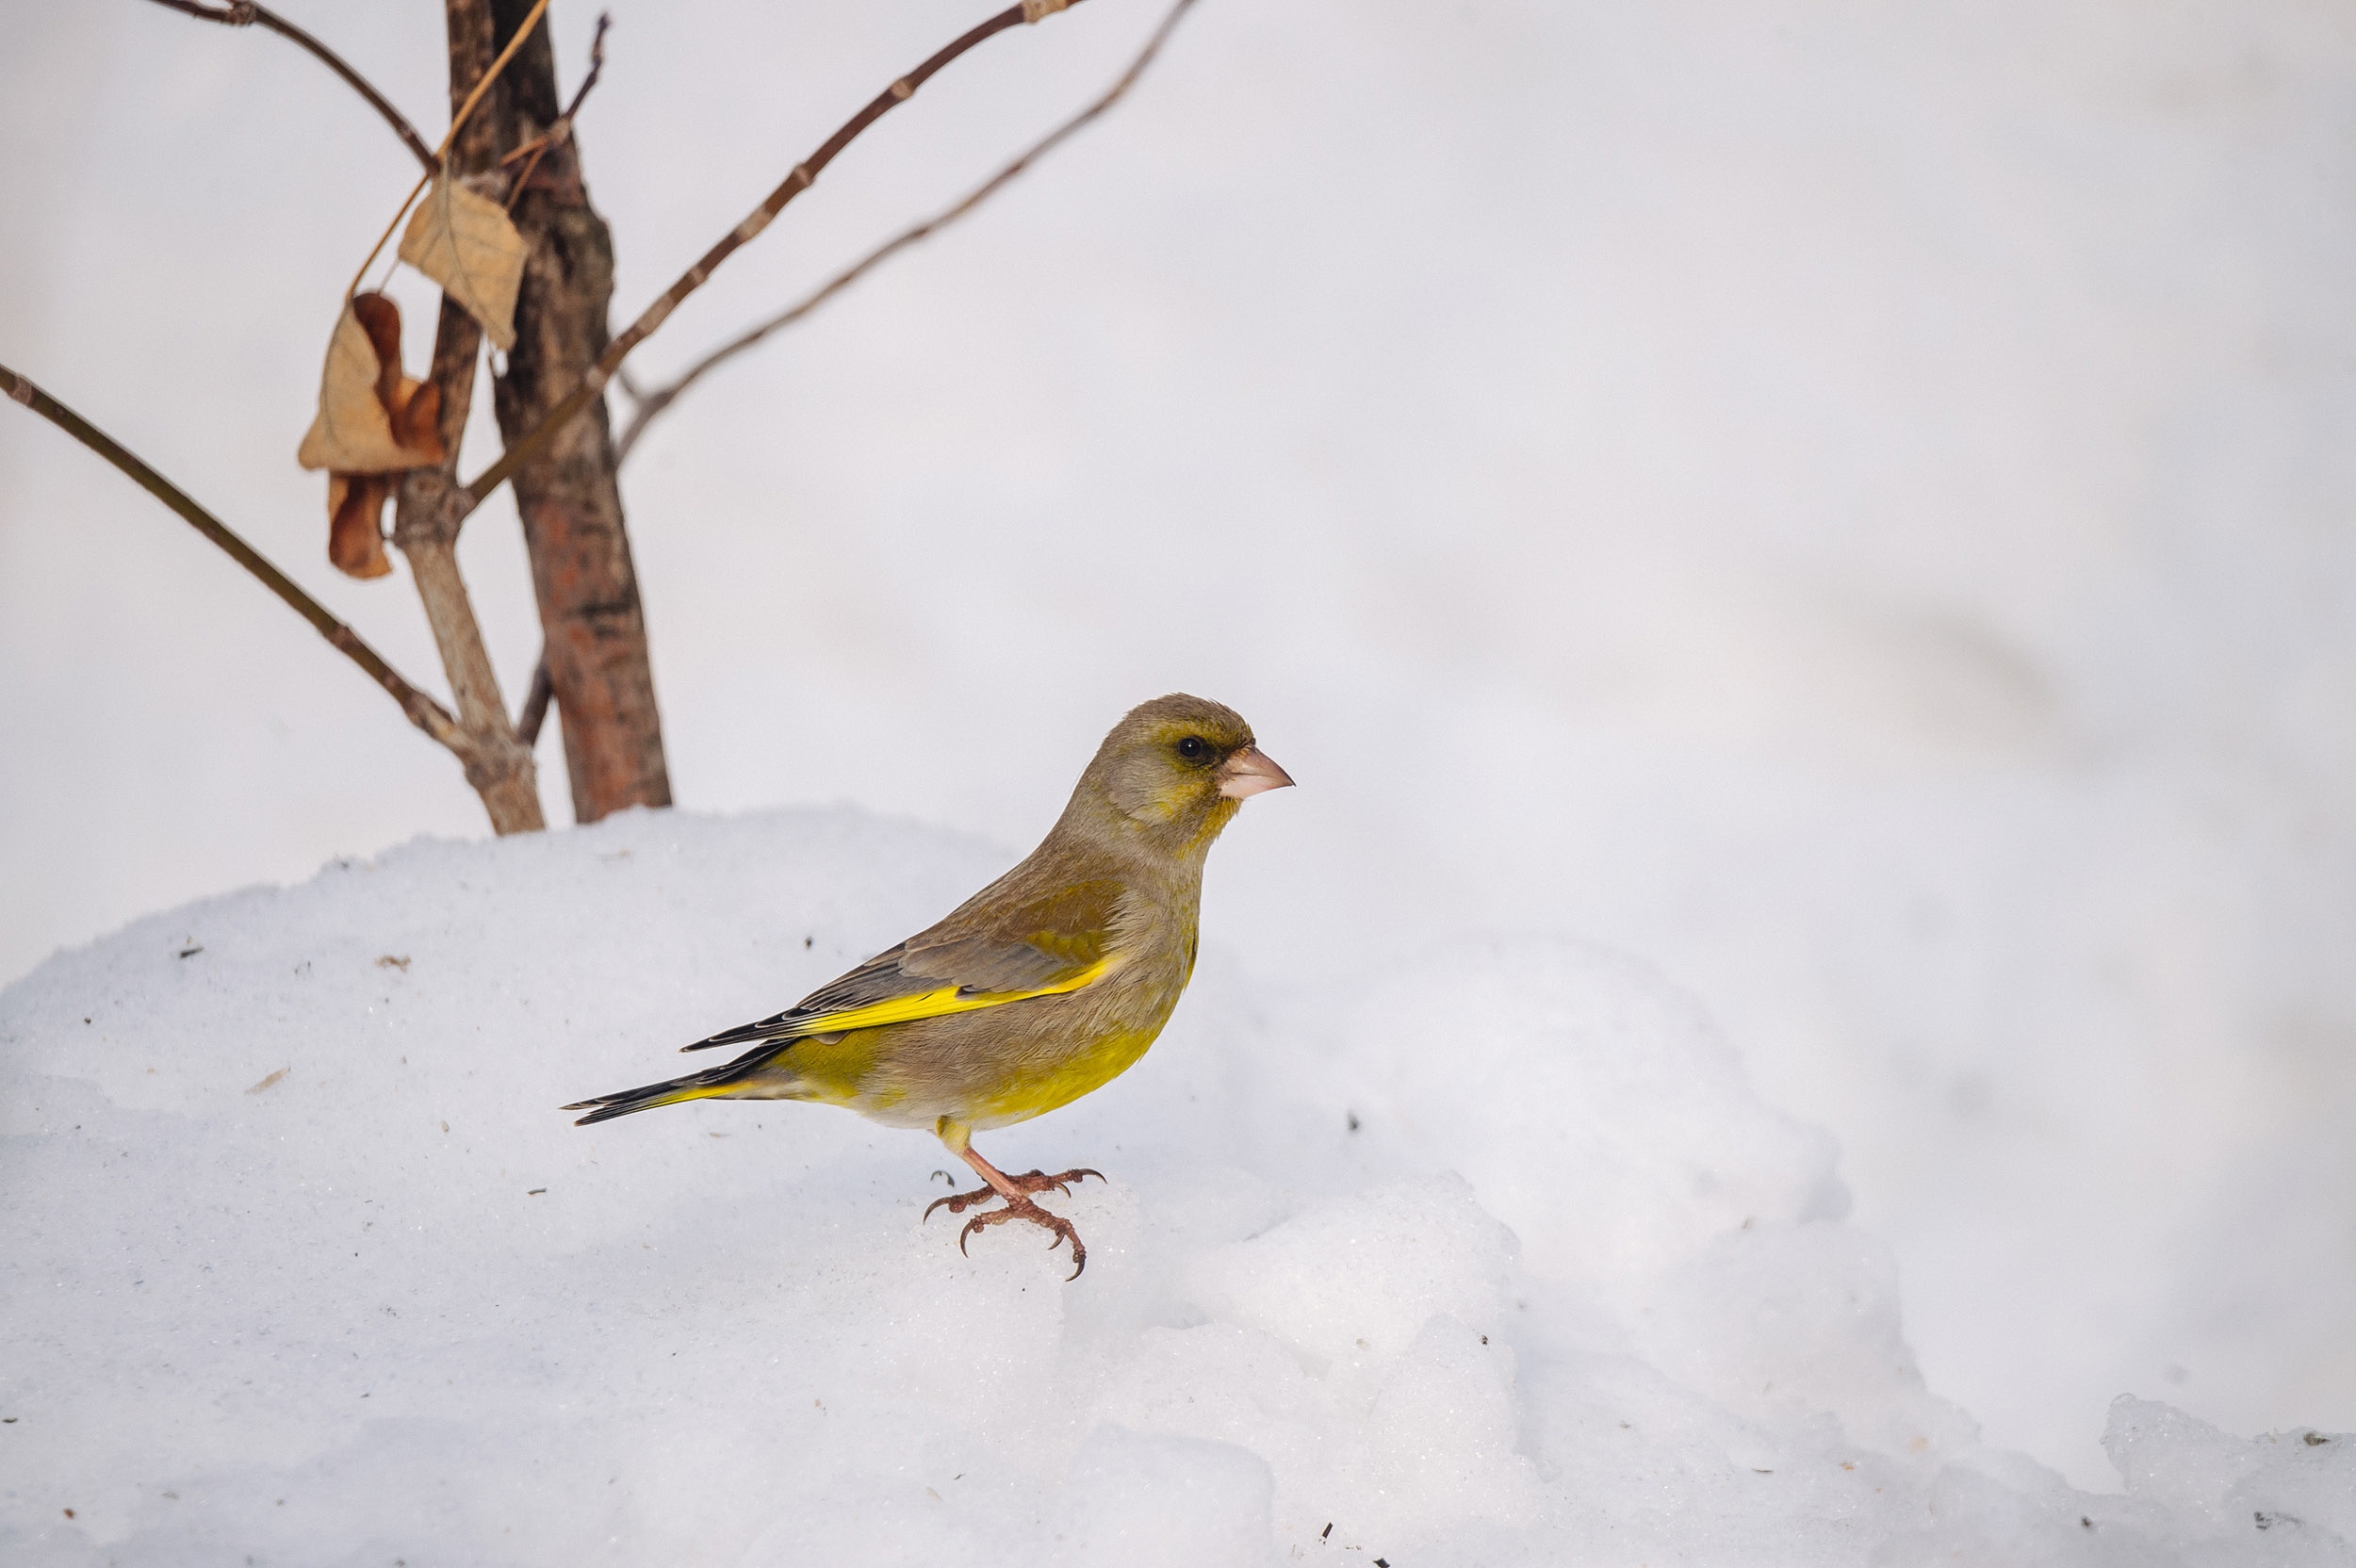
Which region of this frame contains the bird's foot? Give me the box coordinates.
[924,1168,1102,1282]
[954,1193,1089,1280]
[924,1167,1101,1220]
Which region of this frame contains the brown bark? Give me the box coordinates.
[475,0,671,822]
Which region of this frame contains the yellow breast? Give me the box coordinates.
[969,1022,1166,1129]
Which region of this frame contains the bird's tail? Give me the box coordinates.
[562,1044,782,1126]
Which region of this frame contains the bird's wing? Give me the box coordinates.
[680,878,1127,1052]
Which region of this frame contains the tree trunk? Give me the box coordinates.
[472,0,673,823]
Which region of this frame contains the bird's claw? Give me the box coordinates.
[925,1167,1101,1280]
[954,1196,1088,1281]
[924,1184,998,1222]
[923,1167,1101,1222]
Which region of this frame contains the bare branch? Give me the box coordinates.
[463,0,1095,511]
[392,292,546,831]
[564,12,612,119]
[145,0,438,173]
[0,361,467,757]
[395,475,545,828]
[614,0,1198,466]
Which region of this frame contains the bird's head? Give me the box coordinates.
[1073,693,1293,856]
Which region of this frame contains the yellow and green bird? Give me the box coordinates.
[564,694,1292,1277]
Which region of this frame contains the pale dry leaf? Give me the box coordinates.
[399,176,526,351]
[297,293,445,474]
[298,293,442,580]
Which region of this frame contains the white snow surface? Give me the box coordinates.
[4,808,2348,1565]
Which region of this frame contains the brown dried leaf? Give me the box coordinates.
[298,292,443,580]
[399,176,526,352]
[296,292,447,474]
[392,380,444,458]
[327,474,396,579]
[352,290,404,410]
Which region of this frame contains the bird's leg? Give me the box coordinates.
[923,1141,1102,1280]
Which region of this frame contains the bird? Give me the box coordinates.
[564,694,1292,1279]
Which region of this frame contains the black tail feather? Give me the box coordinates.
[563,1040,786,1125]
[563,1082,688,1126]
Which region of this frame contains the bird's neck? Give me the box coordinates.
[1048,792,1230,890]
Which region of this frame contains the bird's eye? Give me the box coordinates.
[1175,736,1212,763]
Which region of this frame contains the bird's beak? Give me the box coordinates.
[1217,745,1295,800]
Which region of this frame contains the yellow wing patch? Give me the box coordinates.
[781,956,1116,1039]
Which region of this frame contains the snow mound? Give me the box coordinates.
[1,808,2345,1565]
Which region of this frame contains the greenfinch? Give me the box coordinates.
[565,694,1292,1277]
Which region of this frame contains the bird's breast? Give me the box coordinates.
[959,926,1195,1129]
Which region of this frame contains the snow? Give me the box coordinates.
[5,808,2348,1564]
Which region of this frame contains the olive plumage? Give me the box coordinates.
[564,694,1292,1276]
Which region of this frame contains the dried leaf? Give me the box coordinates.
[399,176,527,352]
[393,379,443,458]
[327,474,396,579]
[297,293,446,474]
[297,293,443,580]
[352,289,403,410]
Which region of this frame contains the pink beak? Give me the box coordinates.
[1217,745,1296,800]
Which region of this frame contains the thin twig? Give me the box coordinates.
[347,0,552,302]
[146,0,438,172]
[464,0,1094,510]
[503,12,613,213]
[564,13,612,119]
[613,0,1197,466]
[0,361,467,756]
